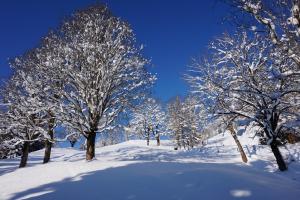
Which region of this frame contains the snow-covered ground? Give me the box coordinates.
[0,132,300,200]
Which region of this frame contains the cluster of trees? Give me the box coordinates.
[126,98,165,146]
[126,95,206,150]
[166,96,204,149]
[96,122,126,147]
[186,0,300,171]
[1,0,299,173]
[0,5,155,167]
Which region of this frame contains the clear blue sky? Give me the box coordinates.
[0,0,230,102]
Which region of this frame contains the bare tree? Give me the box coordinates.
[181,96,204,149]
[227,0,300,66]
[186,32,300,171]
[167,97,183,149]
[9,44,63,164]
[128,98,165,146]
[167,96,203,149]
[53,5,154,160]
[1,76,47,167]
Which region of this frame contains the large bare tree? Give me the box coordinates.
[186,32,300,171]
[53,5,154,160]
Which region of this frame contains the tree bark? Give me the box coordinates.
[228,123,248,163]
[270,142,287,171]
[156,135,160,146]
[264,115,287,171]
[146,133,150,146]
[70,141,75,147]
[86,132,96,160]
[19,141,30,168]
[43,115,55,164]
[43,140,52,164]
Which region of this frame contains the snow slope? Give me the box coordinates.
[0,134,300,200]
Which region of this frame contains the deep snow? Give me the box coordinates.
[0,132,300,200]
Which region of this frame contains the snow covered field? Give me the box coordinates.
[0,133,300,200]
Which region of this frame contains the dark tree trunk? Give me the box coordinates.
[146,133,150,146]
[43,115,55,164]
[156,135,160,146]
[86,132,96,160]
[70,141,75,147]
[264,114,287,171]
[19,141,30,168]
[270,142,287,171]
[43,140,52,164]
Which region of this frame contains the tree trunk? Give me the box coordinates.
[270,142,287,171]
[43,140,52,164]
[228,124,248,163]
[43,130,54,163]
[146,133,150,146]
[86,132,96,160]
[70,141,75,147]
[19,141,29,168]
[264,115,287,171]
[232,134,248,163]
[156,135,160,146]
[43,113,55,164]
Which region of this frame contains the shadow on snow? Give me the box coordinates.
[9,161,300,200]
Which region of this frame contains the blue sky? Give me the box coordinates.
[0,0,230,102]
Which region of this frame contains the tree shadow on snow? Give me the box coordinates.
[0,155,44,176]
[9,162,300,200]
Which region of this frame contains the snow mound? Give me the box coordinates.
[0,138,300,200]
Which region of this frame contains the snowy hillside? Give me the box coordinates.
[0,134,300,200]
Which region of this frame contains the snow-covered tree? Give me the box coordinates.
[66,131,81,148]
[96,124,125,147]
[33,35,70,163]
[167,97,182,149]
[186,32,300,171]
[53,5,154,160]
[0,75,48,167]
[181,96,204,148]
[0,104,18,159]
[201,119,224,144]
[228,0,300,68]
[128,98,165,146]
[167,96,203,149]
[10,45,64,164]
